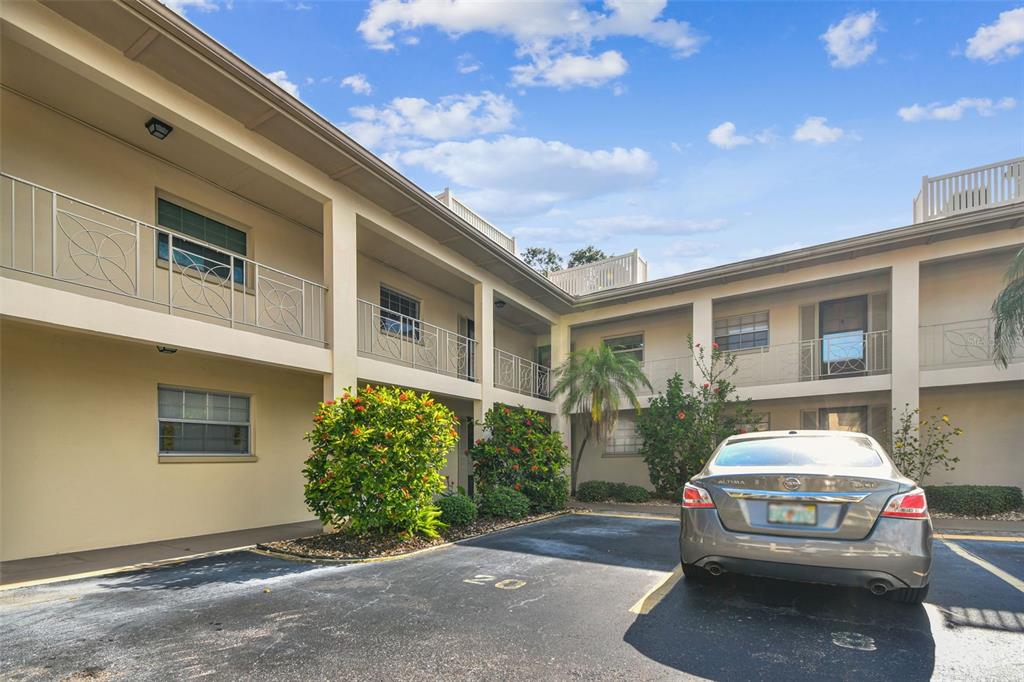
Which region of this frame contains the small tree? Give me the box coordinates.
[890,405,964,483]
[522,246,563,275]
[992,246,1024,368]
[303,386,458,538]
[551,344,651,494]
[468,404,569,512]
[567,245,608,268]
[636,338,754,498]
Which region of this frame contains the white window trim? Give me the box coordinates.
[603,331,645,362]
[713,310,770,353]
[157,384,255,462]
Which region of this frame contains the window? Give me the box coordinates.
[604,333,644,362]
[605,413,642,457]
[157,199,247,284]
[379,286,421,339]
[714,311,769,351]
[158,386,250,455]
[739,413,771,433]
[818,406,868,433]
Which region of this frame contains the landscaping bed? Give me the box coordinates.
[259,510,569,562]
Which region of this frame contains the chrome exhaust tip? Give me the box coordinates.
[705,563,724,576]
[868,579,891,596]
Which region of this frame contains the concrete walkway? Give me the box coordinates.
[0,520,322,588]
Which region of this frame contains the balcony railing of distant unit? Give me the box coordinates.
[357,299,477,380]
[0,173,327,344]
[494,348,551,399]
[913,157,1024,223]
[731,331,890,386]
[920,318,1021,369]
[548,250,648,296]
[635,355,694,398]
[435,189,516,255]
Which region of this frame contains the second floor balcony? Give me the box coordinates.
[494,348,551,399]
[920,318,1021,369]
[1,173,327,345]
[732,330,891,386]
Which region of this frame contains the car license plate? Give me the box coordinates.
[768,502,817,525]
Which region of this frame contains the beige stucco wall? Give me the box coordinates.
[0,321,321,561]
[920,382,1024,488]
[0,90,323,283]
[357,253,473,333]
[919,249,1016,326]
[572,308,692,361]
[575,411,653,488]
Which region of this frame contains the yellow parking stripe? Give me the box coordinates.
[629,564,683,614]
[579,510,679,521]
[943,540,1024,594]
[934,533,1024,543]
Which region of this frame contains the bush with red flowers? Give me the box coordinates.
[468,404,569,512]
[303,385,458,538]
[636,337,754,499]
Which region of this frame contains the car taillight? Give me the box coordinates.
[682,483,715,509]
[881,488,929,519]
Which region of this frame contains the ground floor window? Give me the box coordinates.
[605,413,642,457]
[158,386,251,455]
[802,406,868,433]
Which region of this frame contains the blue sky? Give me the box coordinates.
[171,1,1023,278]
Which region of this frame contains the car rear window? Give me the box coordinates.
[713,436,883,468]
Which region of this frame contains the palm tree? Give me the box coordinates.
[993,246,1024,368]
[551,343,652,495]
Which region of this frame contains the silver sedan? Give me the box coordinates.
[679,430,932,604]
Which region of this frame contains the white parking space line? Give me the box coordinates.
[942,540,1024,594]
[629,564,683,614]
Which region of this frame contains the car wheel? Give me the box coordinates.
[888,583,929,605]
[681,561,711,582]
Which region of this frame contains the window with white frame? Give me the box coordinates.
[739,413,771,433]
[714,311,769,351]
[158,386,250,455]
[604,333,644,362]
[379,285,421,340]
[605,413,643,457]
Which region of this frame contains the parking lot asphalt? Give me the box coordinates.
[1,513,1021,681]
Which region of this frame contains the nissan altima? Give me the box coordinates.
[679,430,932,604]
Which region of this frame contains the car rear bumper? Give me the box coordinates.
[680,508,932,589]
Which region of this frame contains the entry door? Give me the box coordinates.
[819,295,867,378]
[817,406,868,433]
[459,318,475,381]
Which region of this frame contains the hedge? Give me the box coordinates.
[575,480,651,503]
[923,485,1023,517]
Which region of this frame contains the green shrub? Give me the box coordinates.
[468,405,570,512]
[615,485,651,503]
[608,482,629,500]
[576,480,611,502]
[477,485,531,520]
[923,485,1023,517]
[437,493,477,527]
[303,385,457,538]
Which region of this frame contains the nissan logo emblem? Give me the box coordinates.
[783,477,801,491]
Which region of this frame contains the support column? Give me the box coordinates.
[549,321,572,453]
[322,198,358,400]
[890,257,920,416]
[691,295,713,385]
[473,282,495,430]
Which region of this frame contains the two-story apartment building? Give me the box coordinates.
[1,0,1021,563]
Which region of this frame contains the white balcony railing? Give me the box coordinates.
[548,250,648,296]
[0,173,327,344]
[357,299,477,380]
[435,189,516,255]
[920,318,1021,369]
[494,348,550,399]
[637,355,694,397]
[732,330,890,386]
[913,157,1024,223]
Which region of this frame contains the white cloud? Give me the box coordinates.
[966,8,1024,62]
[821,10,879,68]
[792,116,845,144]
[163,0,220,15]
[396,136,657,217]
[898,96,1017,122]
[264,70,300,99]
[457,53,481,74]
[707,122,774,150]
[510,50,628,88]
[341,74,373,95]
[357,0,703,89]
[344,92,517,149]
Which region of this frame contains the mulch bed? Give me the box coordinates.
[931,509,1024,522]
[259,510,569,562]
